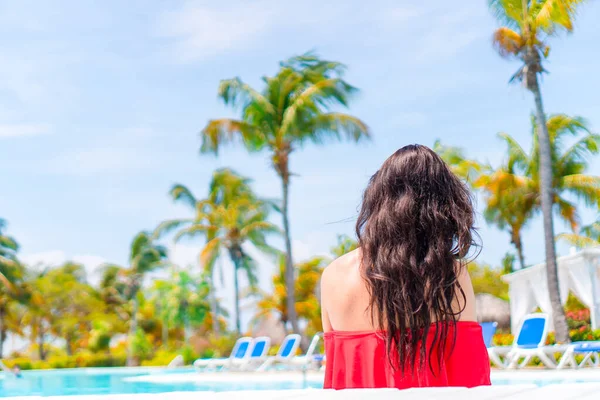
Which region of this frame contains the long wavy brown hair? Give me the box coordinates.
[356,144,477,373]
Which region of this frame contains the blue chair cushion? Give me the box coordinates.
[573,341,600,353]
[251,341,266,357]
[234,341,250,358]
[281,338,297,357]
[516,317,546,347]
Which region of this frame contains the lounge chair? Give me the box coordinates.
[256,333,302,371]
[279,333,322,371]
[557,341,600,369]
[236,336,271,371]
[193,336,253,371]
[505,313,567,369]
[481,321,508,368]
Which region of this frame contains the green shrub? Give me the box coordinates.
[131,328,154,361]
[141,350,179,367]
[3,358,34,370]
[180,345,198,365]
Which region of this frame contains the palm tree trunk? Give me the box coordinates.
[127,298,138,366]
[209,277,220,337]
[530,75,570,343]
[281,174,300,335]
[512,232,526,270]
[162,314,168,347]
[65,333,73,356]
[38,321,45,361]
[230,248,242,334]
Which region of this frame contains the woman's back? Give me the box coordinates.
[321,248,490,389]
[320,145,491,390]
[320,248,478,332]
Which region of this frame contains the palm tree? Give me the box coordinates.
[489,0,588,342]
[478,115,599,270]
[253,255,327,337]
[476,159,537,270]
[330,234,358,259]
[150,268,212,345]
[155,168,279,334]
[558,219,600,248]
[433,140,482,184]
[0,219,19,267]
[0,219,28,358]
[101,231,168,366]
[199,54,370,333]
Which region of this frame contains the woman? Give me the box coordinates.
[321,145,490,389]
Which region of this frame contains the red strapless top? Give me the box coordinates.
[324,321,491,390]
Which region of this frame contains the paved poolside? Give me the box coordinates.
[4,383,600,399]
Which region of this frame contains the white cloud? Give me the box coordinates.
[0,123,51,138]
[41,127,161,177]
[45,148,154,177]
[157,1,277,63]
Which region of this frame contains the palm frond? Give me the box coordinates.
[300,112,370,145]
[239,220,281,238]
[239,253,259,290]
[173,224,216,242]
[492,27,525,58]
[489,0,526,28]
[498,132,530,172]
[152,218,193,240]
[129,231,152,261]
[282,52,347,80]
[559,174,600,207]
[169,184,198,210]
[555,196,579,231]
[200,238,222,273]
[218,78,275,115]
[535,0,585,33]
[280,78,357,136]
[558,132,599,166]
[557,232,598,248]
[200,119,265,154]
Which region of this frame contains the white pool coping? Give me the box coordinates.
[123,368,600,385]
[4,384,600,400]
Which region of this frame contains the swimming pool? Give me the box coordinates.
[0,368,323,397]
[1,368,599,397]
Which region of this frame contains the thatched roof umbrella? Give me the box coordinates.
[475,293,511,330]
[250,313,287,344]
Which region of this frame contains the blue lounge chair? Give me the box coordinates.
[505,313,566,369]
[557,341,600,369]
[256,333,302,371]
[193,336,253,371]
[237,336,271,371]
[281,333,322,371]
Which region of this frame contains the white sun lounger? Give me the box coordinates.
[236,336,271,371]
[505,313,568,369]
[255,333,301,372]
[193,336,253,371]
[557,341,600,369]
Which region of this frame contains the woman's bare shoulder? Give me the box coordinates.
[456,262,477,321]
[321,248,361,290]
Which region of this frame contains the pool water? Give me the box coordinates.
[1,368,599,397]
[0,368,322,397]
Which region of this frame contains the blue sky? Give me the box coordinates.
[1,0,600,310]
